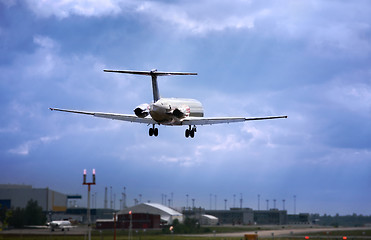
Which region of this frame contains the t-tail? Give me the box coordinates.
[103,69,197,102]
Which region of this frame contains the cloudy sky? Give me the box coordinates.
[1,0,371,215]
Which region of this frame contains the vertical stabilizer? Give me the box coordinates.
[150,72,160,102]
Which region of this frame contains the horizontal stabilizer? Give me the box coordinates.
[104,69,197,102]
[104,69,197,76]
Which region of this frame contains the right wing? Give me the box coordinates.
[49,108,156,124]
[182,116,287,125]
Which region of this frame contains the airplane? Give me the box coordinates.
[47,220,74,231]
[50,69,287,138]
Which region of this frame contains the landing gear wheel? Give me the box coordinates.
[185,129,190,138]
[190,129,195,138]
[185,125,197,138]
[149,125,159,137]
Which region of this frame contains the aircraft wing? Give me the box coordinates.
[182,115,287,126]
[60,225,75,229]
[49,108,156,124]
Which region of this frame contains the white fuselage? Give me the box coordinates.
[149,98,203,125]
[49,220,72,231]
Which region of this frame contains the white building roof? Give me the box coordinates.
[118,202,183,224]
[118,203,182,217]
[202,214,218,220]
[143,203,182,216]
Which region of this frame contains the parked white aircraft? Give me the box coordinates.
[48,220,73,231]
[50,69,287,138]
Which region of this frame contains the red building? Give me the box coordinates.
[96,213,160,229]
[119,213,161,229]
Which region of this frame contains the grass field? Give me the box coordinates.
[1,227,371,240]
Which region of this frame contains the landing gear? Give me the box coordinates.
[185,125,196,138]
[149,125,158,137]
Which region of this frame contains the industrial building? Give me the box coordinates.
[254,209,287,225]
[207,208,254,225]
[64,207,116,223]
[0,184,67,212]
[287,213,310,224]
[0,184,118,223]
[184,208,254,225]
[184,208,309,225]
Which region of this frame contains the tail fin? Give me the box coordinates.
[104,69,197,102]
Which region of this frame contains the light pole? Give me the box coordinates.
[233,194,236,208]
[240,193,243,209]
[123,187,127,209]
[210,194,212,210]
[186,194,189,210]
[293,195,296,214]
[258,194,260,210]
[171,192,173,207]
[214,195,217,210]
[83,169,96,240]
[128,211,133,240]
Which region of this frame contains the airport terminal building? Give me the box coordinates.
[0,184,67,212]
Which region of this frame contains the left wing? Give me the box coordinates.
[49,108,156,124]
[181,115,287,125]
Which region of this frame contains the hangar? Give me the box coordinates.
[118,203,183,224]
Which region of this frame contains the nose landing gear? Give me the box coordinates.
[149,125,158,137]
[185,125,196,138]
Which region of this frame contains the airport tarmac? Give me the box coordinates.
[0,226,88,236]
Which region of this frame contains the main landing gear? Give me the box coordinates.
[185,125,196,138]
[149,124,158,137]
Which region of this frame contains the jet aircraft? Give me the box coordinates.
[50,69,287,138]
[48,220,73,231]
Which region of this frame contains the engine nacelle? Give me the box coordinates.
[172,106,190,118]
[134,103,150,118]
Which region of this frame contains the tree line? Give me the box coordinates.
[0,199,46,228]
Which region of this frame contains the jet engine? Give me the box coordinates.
[134,103,150,118]
[172,106,190,118]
